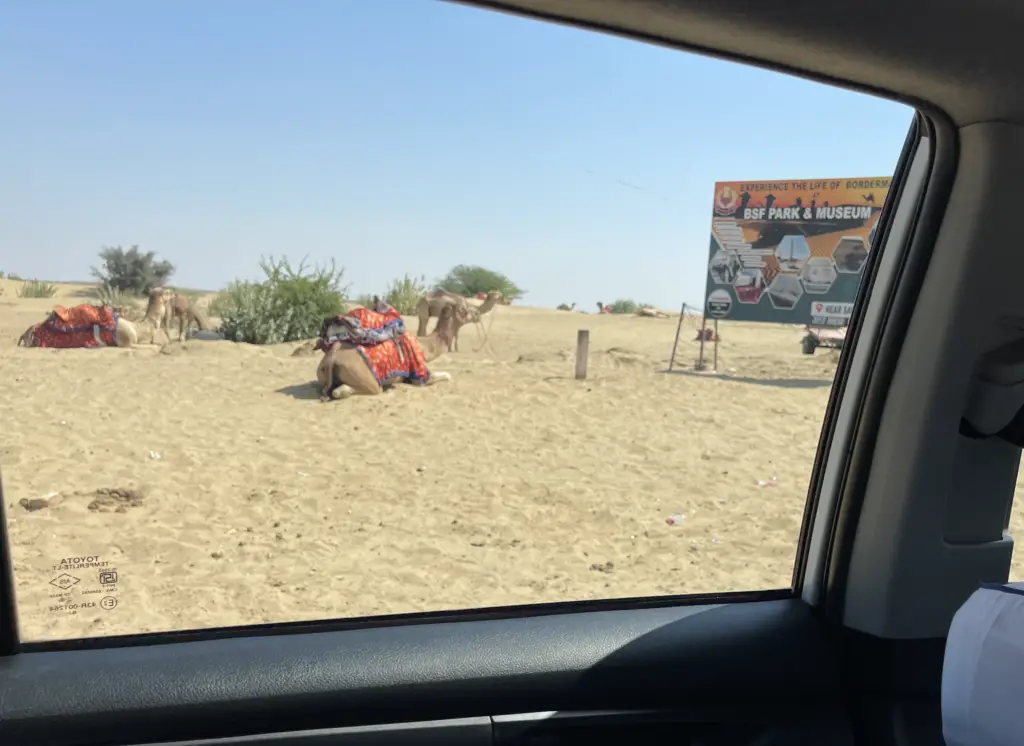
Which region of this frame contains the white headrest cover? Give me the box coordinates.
[943,584,1024,746]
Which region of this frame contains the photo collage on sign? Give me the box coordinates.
[703,177,892,325]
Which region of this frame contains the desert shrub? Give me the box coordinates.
[0,271,6,279]
[95,282,133,307]
[384,274,427,315]
[435,264,524,302]
[217,256,349,345]
[207,290,234,319]
[18,280,58,298]
[8,273,23,281]
[91,245,175,295]
[607,299,638,314]
[208,281,248,319]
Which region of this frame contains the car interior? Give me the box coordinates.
[2,0,1022,745]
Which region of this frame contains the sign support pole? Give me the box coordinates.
[667,301,687,372]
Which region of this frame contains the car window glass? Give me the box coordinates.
[0,0,911,641]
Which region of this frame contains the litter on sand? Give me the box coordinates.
[756,475,778,488]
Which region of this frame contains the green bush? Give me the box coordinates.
[209,280,250,318]
[607,299,638,314]
[206,290,233,319]
[18,280,58,298]
[216,256,349,345]
[95,282,132,307]
[91,245,175,296]
[384,274,427,315]
[435,264,524,302]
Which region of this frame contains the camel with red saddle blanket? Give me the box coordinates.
[17,304,138,348]
[316,301,465,401]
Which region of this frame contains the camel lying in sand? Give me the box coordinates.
[635,307,669,318]
[18,305,138,348]
[415,290,502,352]
[317,304,466,401]
[144,287,211,340]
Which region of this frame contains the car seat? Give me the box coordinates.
[942,583,1024,746]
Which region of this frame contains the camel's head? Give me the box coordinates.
[475,290,504,314]
[143,287,173,324]
[17,325,35,347]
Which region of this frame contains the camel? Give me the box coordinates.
[415,289,502,352]
[596,302,611,314]
[18,306,138,348]
[144,287,210,340]
[635,307,669,319]
[557,302,576,311]
[317,304,466,401]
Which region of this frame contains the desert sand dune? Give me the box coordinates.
[2,282,1021,641]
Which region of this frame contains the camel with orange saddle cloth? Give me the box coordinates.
[316,299,466,401]
[17,304,138,348]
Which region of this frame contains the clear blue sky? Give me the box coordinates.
[0,0,912,310]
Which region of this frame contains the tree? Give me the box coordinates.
[435,265,525,301]
[91,245,175,296]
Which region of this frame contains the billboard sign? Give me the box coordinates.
[704,176,891,326]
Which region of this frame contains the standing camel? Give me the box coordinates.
[317,304,467,401]
[144,288,211,340]
[415,290,502,351]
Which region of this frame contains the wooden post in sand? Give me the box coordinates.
[696,312,709,371]
[667,301,687,372]
[575,329,590,380]
[713,319,719,371]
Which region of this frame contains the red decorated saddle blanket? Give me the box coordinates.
[32,305,118,348]
[318,305,430,385]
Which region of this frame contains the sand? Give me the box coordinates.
[1,280,1019,642]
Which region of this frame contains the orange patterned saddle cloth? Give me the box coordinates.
[357,332,430,386]
[32,305,118,348]
[318,305,430,385]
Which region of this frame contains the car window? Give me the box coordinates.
[0,1,911,642]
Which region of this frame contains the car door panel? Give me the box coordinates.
[0,598,846,746]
